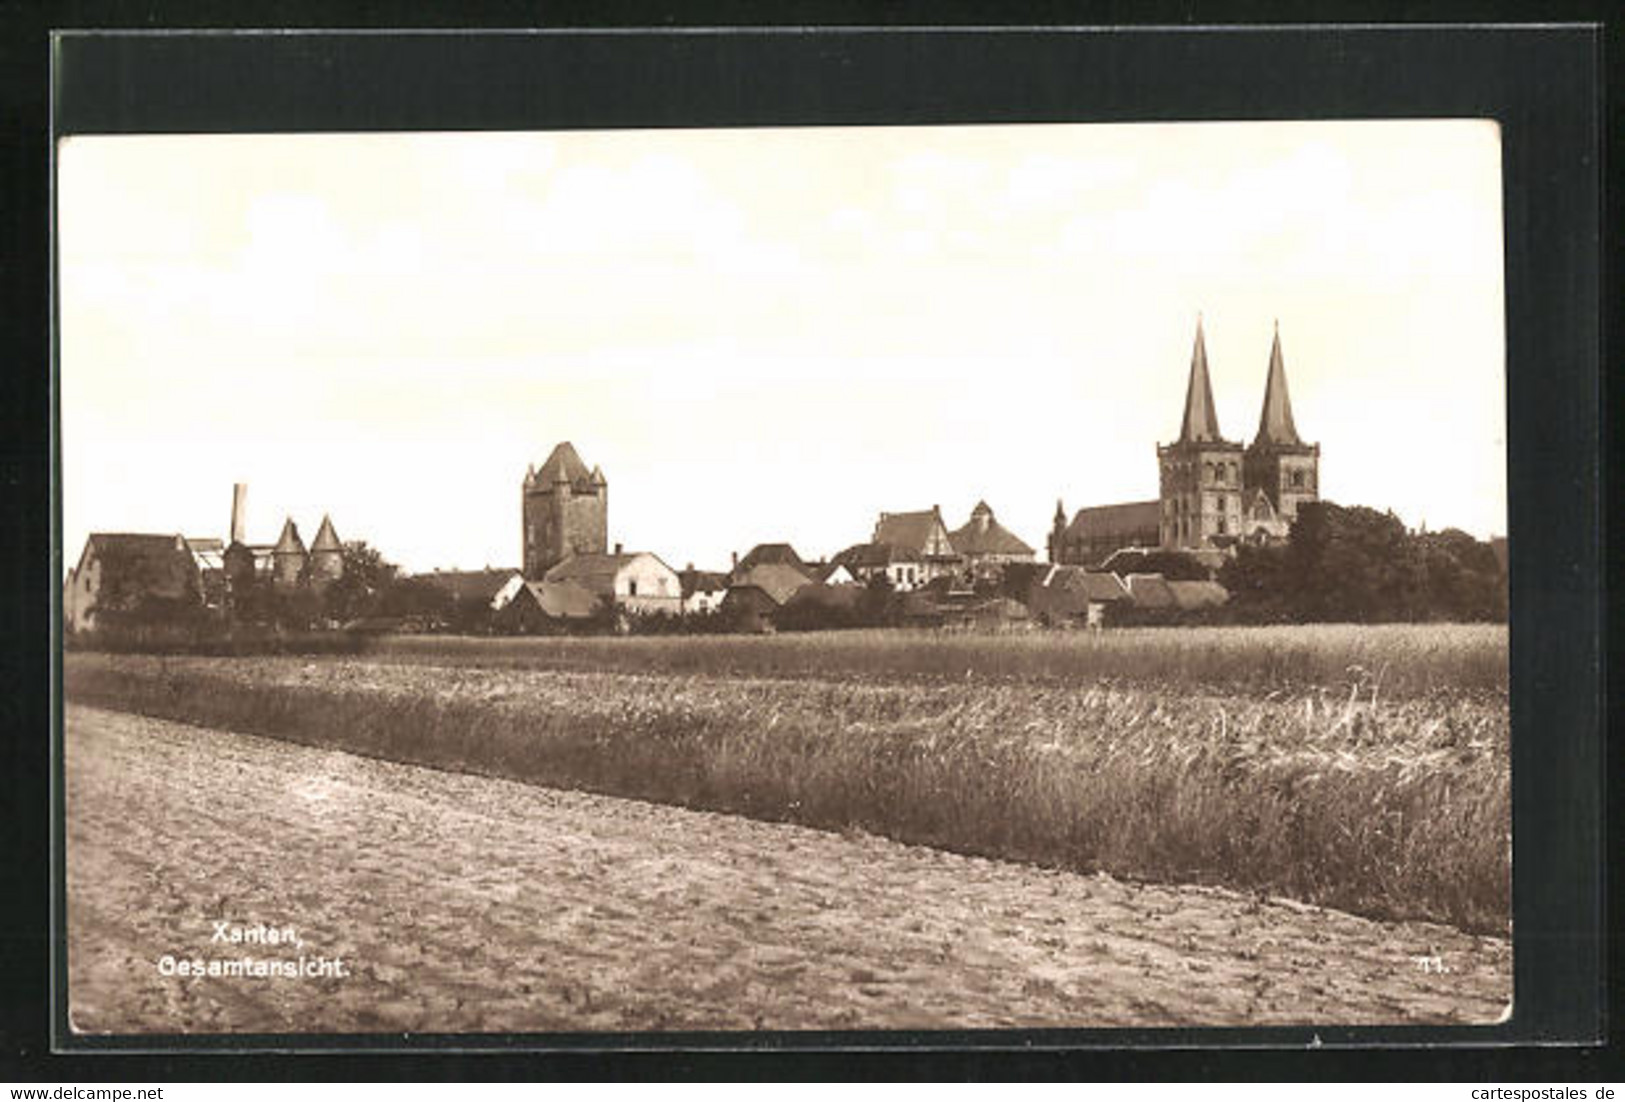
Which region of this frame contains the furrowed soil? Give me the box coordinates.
[66,705,1511,1033]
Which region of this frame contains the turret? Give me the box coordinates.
[1049,499,1068,563]
[307,513,344,589]
[272,517,307,590]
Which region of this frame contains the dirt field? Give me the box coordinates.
[65,705,1511,1034]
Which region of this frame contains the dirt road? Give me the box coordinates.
[65,705,1511,1034]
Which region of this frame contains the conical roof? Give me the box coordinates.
[1178,316,1225,444]
[1252,323,1304,448]
[535,441,592,486]
[310,514,342,552]
[273,517,306,555]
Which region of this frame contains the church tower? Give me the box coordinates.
[522,442,608,578]
[1242,322,1320,525]
[1156,316,1245,549]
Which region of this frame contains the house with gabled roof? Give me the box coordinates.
[64,533,203,635]
[1024,564,1132,629]
[872,505,962,583]
[543,549,681,616]
[732,542,812,580]
[492,578,601,633]
[722,562,814,632]
[677,567,731,615]
[831,541,925,591]
[949,501,1035,575]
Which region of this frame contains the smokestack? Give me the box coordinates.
[230,483,248,544]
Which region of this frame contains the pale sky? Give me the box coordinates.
[58,121,1506,575]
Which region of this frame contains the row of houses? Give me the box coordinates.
[410,533,1224,635]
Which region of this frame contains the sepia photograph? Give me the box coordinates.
[57,118,1513,1036]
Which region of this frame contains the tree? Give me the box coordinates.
[322,541,400,623]
[857,572,899,627]
[1220,502,1506,624]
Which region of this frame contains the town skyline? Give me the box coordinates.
[59,121,1507,575]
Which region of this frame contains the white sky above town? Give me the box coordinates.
[58,121,1506,574]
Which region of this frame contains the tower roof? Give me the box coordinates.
[534,441,593,487]
[1177,315,1225,444]
[273,517,306,555]
[1252,322,1304,448]
[310,514,342,552]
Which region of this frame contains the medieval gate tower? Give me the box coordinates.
[521,442,608,578]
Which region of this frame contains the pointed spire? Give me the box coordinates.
[1178,314,1224,444]
[590,464,606,486]
[273,517,305,555]
[536,441,590,486]
[311,514,342,552]
[1054,499,1067,525]
[1252,320,1303,447]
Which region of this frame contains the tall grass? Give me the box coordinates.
[362,624,1507,699]
[65,651,1510,934]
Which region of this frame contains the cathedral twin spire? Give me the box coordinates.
[1175,316,1303,450]
[1177,315,1225,444]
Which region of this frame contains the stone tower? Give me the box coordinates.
[1157,317,1245,549]
[1242,322,1320,523]
[272,517,308,590]
[307,514,345,590]
[522,442,608,578]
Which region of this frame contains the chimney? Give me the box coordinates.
[230,483,247,544]
[614,542,623,555]
[731,551,739,569]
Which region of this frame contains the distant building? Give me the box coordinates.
[185,537,227,609]
[416,568,520,609]
[543,550,681,616]
[307,515,344,591]
[948,501,1035,575]
[64,533,202,634]
[220,485,344,598]
[492,578,600,632]
[808,561,858,586]
[872,506,962,582]
[677,568,731,615]
[1053,317,1321,563]
[721,562,813,633]
[1049,500,1160,568]
[1024,565,1132,629]
[272,518,308,590]
[733,542,813,580]
[832,541,925,591]
[522,442,608,579]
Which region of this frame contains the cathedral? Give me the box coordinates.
[1050,317,1320,565]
